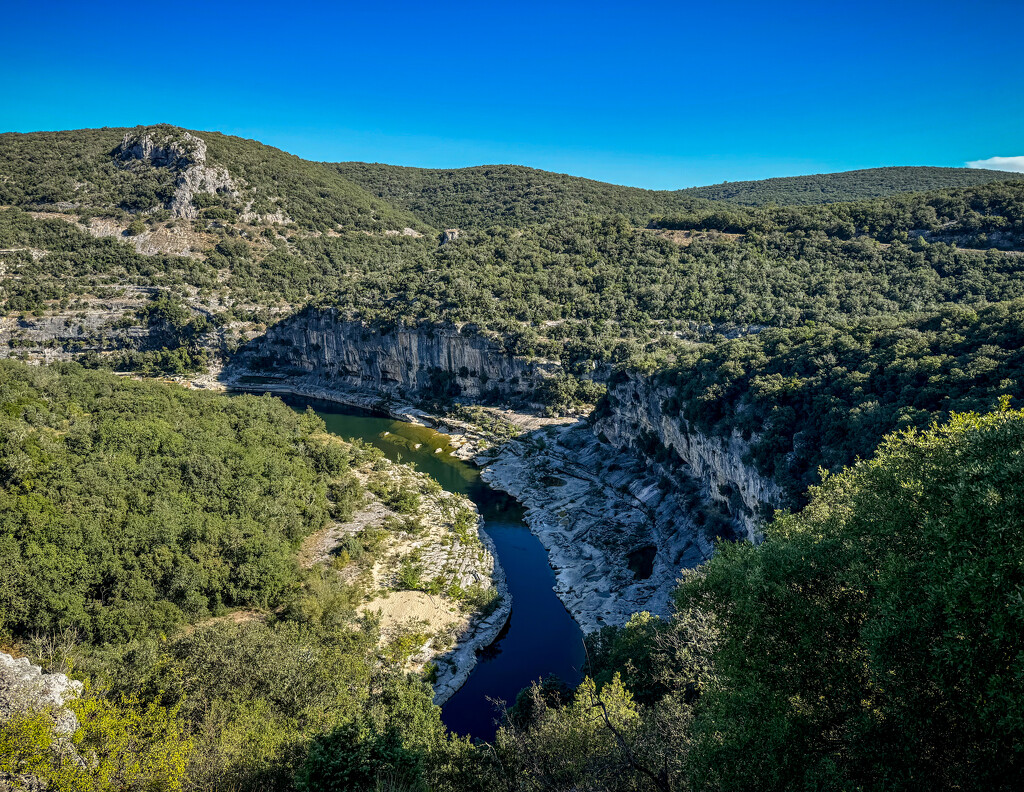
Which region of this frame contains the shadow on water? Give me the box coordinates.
[277,395,586,741]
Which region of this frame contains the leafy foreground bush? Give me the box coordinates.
[0,687,191,792]
[677,399,1024,791]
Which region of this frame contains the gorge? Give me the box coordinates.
[4,123,1024,790]
[224,309,783,638]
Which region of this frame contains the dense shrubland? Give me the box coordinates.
[0,361,358,642]
[5,140,1024,380]
[333,161,705,228]
[5,127,1016,233]
[335,162,1024,229]
[5,371,1021,791]
[654,179,1024,248]
[0,208,217,310]
[640,299,1024,502]
[0,127,421,232]
[0,362,497,792]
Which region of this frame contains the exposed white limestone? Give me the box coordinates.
[593,373,784,543]
[482,421,714,633]
[226,307,562,403]
[0,652,82,735]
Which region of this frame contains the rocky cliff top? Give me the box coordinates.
[114,126,237,219]
[115,127,207,171]
[0,652,83,735]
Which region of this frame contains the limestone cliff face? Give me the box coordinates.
[226,307,561,403]
[592,372,784,543]
[483,421,713,632]
[0,310,150,362]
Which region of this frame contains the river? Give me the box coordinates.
[290,398,586,740]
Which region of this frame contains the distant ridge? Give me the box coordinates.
[335,161,1024,228]
[678,165,1024,207]
[1,126,1022,231]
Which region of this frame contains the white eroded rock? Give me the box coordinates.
[0,652,83,735]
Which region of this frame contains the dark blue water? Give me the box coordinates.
[287,397,585,740]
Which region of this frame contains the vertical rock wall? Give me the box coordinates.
[227,308,562,403]
[592,372,784,543]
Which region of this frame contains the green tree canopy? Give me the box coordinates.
[679,401,1024,791]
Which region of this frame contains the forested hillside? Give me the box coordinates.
[5,138,1024,374]
[336,161,1024,229]
[0,361,361,641]
[333,162,703,227]
[646,301,1024,501]
[0,361,485,791]
[6,370,1019,792]
[680,165,1024,206]
[0,126,423,232]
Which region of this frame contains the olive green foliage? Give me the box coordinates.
[585,611,677,706]
[4,128,1011,235]
[397,557,425,591]
[91,345,211,377]
[0,686,192,792]
[6,129,1024,380]
[655,179,1024,248]
[680,166,1024,207]
[199,131,424,232]
[0,126,422,233]
[334,161,706,228]
[0,208,216,313]
[489,675,666,792]
[485,606,718,792]
[0,128,177,212]
[311,192,1024,366]
[0,361,359,642]
[653,300,1024,501]
[296,671,446,792]
[100,292,214,375]
[677,404,1024,791]
[76,606,381,791]
[209,228,433,308]
[5,128,1024,791]
[336,162,1022,229]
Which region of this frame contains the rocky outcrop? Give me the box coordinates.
[0,306,151,362]
[480,370,785,632]
[1,652,82,735]
[592,372,784,543]
[482,421,714,632]
[431,526,511,704]
[0,653,84,790]
[115,128,237,219]
[224,308,562,404]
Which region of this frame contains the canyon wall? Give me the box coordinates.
[592,372,784,543]
[482,371,785,631]
[224,314,786,630]
[482,420,714,632]
[225,307,562,404]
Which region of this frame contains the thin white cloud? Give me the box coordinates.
[966,155,1024,173]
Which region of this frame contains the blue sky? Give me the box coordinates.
[3,0,1022,189]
